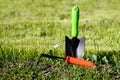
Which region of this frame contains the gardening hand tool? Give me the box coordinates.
[65,6,85,58]
[36,6,95,68]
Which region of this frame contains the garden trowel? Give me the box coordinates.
[65,6,85,58]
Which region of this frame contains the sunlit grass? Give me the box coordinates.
[0,0,120,79]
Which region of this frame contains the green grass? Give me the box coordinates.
[0,0,120,79]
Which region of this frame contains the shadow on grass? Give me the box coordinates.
[32,50,120,80]
[0,46,120,79]
[36,50,120,66]
[84,50,120,66]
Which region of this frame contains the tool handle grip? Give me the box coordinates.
[66,56,95,68]
[72,6,79,37]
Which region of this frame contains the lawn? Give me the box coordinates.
[0,0,120,79]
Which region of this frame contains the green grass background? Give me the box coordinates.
[0,0,120,79]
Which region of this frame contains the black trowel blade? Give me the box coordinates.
[65,36,79,57]
[65,36,85,58]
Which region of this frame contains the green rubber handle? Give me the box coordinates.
[72,6,79,37]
